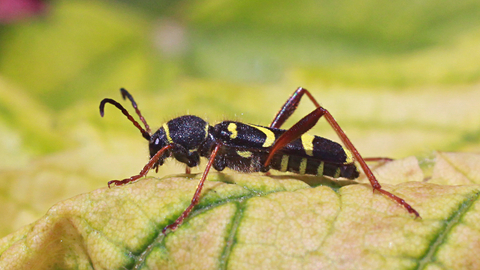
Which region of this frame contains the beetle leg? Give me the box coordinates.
[269,87,320,129]
[267,88,420,218]
[271,88,395,164]
[162,143,222,234]
[364,157,394,162]
[108,144,174,187]
[265,106,325,166]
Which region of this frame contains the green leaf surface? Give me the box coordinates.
[1,154,480,269]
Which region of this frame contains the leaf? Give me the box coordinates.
[1,153,480,269]
[1,0,480,239]
[429,152,480,185]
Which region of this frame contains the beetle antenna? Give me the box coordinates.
[120,88,151,134]
[100,98,151,141]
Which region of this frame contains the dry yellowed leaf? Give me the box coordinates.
[1,152,480,269]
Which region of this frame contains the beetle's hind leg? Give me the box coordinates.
[266,87,420,218]
[364,157,394,162]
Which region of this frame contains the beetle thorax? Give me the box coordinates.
[149,115,210,157]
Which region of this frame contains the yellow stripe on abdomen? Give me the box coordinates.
[280,155,289,172]
[301,134,315,156]
[316,161,324,176]
[333,167,341,178]
[299,158,307,175]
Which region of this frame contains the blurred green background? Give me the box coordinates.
[1,0,480,237]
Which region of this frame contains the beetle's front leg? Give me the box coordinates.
[108,144,174,187]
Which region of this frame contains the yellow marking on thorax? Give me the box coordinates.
[299,158,307,175]
[228,123,238,139]
[163,123,173,143]
[343,147,354,164]
[246,124,275,147]
[237,150,252,158]
[280,155,289,172]
[204,123,210,139]
[301,134,315,156]
[316,161,324,176]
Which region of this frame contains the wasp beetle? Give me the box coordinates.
[100,87,420,233]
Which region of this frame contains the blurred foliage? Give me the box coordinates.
[0,0,480,240]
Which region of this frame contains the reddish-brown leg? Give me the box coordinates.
[265,106,324,166]
[266,88,420,218]
[271,89,394,164]
[319,107,419,217]
[364,157,394,162]
[162,143,222,234]
[270,87,321,129]
[108,144,174,187]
